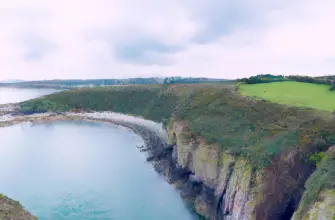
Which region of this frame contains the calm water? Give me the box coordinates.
[0,87,58,104]
[0,121,196,220]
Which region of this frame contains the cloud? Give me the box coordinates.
[0,0,334,80]
[19,34,56,61]
[186,0,260,43]
[113,38,182,65]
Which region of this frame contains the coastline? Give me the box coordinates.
[0,109,200,218]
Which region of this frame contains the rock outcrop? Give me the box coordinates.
[291,147,335,220]
[150,120,330,220]
[0,194,37,220]
[292,190,335,220]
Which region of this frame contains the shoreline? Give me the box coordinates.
[0,110,200,218]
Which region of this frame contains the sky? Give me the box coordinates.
[0,0,334,80]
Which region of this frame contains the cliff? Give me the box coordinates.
[292,147,335,220]
[16,83,335,219]
[163,120,314,220]
[293,190,335,220]
[0,194,37,220]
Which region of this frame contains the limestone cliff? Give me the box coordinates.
[0,194,37,220]
[165,120,329,220]
[291,147,335,220]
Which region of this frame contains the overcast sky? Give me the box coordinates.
[0,0,334,80]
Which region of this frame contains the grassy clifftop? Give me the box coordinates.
[239,81,335,112]
[20,85,178,123]
[19,83,335,168]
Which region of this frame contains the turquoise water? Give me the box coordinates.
[0,87,58,104]
[0,121,196,220]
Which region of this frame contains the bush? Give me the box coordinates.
[19,86,178,122]
[239,74,334,86]
[239,74,287,84]
[309,152,327,167]
[20,99,58,114]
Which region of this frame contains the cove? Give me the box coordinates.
[0,87,58,104]
[0,120,196,220]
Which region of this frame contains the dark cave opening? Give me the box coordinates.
[280,199,296,220]
[172,132,177,145]
[216,193,224,219]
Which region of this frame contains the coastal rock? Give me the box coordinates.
[293,190,335,220]
[0,194,37,220]
[167,120,318,220]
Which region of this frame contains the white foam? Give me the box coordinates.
[1,111,168,141]
[0,114,13,122]
[67,112,168,141]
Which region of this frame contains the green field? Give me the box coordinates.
[239,81,335,112]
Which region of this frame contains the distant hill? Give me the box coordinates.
[0,78,163,89]
[0,77,227,89]
[239,74,335,85]
[163,76,227,84]
[0,79,25,84]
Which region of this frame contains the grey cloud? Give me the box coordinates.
[113,38,182,65]
[185,0,299,44]
[20,34,56,61]
[86,29,183,65]
[191,1,253,43]
[0,0,332,80]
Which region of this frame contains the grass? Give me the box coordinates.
[20,85,178,123]
[239,81,335,112]
[19,83,335,169]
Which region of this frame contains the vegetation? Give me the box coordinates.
[176,85,335,168]
[163,76,227,84]
[328,84,335,91]
[287,75,334,85]
[294,148,335,219]
[309,152,327,167]
[19,82,335,169]
[20,86,179,123]
[239,74,287,84]
[239,74,335,85]
[0,78,165,89]
[0,194,22,207]
[239,81,335,112]
[0,193,37,220]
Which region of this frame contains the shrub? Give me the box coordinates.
[309,152,327,167]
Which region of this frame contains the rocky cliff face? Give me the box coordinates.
[291,147,335,220]
[156,120,328,220]
[0,194,37,220]
[292,190,335,220]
